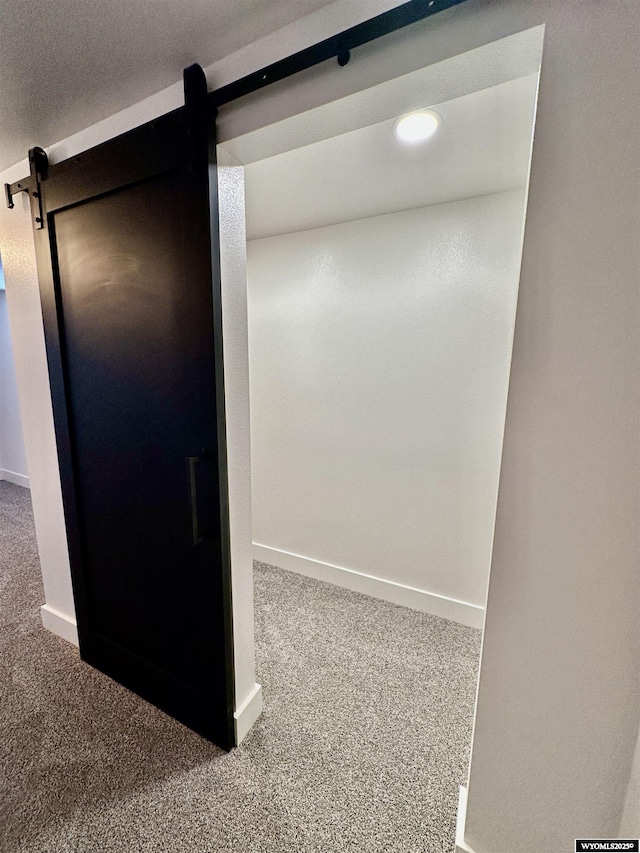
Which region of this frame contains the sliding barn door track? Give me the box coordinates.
[5,0,467,203]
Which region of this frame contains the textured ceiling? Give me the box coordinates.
[0,0,338,172]
[241,73,539,240]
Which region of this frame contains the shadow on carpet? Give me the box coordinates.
[0,482,481,852]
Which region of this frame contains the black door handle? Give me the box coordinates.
[187,450,209,546]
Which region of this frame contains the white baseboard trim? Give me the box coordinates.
[455,785,477,853]
[40,604,79,647]
[253,543,485,629]
[234,682,263,745]
[0,469,30,489]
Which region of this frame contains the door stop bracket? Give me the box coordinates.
[5,146,48,229]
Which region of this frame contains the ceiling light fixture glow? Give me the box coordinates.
[393,110,441,143]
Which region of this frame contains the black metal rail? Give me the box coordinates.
[6,0,468,206]
[210,0,467,107]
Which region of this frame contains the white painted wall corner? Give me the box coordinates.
[620,725,640,836]
[40,603,79,646]
[455,785,476,853]
[234,682,263,745]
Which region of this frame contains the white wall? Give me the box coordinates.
[0,166,78,644]
[248,190,526,628]
[620,727,640,837]
[0,288,29,487]
[456,4,640,849]
[217,165,262,742]
[0,0,638,846]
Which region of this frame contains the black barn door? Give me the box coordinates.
[22,66,235,748]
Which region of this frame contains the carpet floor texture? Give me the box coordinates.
[0,481,481,852]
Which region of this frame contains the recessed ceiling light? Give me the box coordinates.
[393,110,441,143]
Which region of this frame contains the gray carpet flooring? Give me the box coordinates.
[0,481,481,852]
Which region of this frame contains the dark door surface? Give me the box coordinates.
[26,66,235,747]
